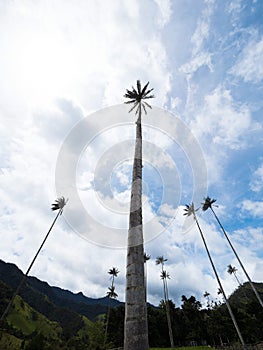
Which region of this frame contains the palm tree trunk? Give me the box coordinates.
[160,263,174,350]
[124,109,149,350]
[164,278,174,349]
[0,209,62,321]
[233,271,242,287]
[194,215,246,349]
[104,277,114,348]
[211,207,263,308]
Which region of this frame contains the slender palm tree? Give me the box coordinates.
[144,253,151,302]
[203,291,210,308]
[156,256,168,307]
[202,196,263,308]
[123,81,154,350]
[104,267,119,347]
[0,197,67,321]
[184,203,246,348]
[227,264,242,286]
[156,256,174,349]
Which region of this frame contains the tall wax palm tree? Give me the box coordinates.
[184,203,246,348]
[203,291,210,308]
[144,253,151,302]
[123,80,154,350]
[104,267,119,347]
[202,196,263,308]
[227,264,242,286]
[156,256,168,308]
[0,197,67,321]
[156,256,174,349]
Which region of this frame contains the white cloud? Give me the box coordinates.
[240,200,263,218]
[230,36,263,83]
[154,0,172,28]
[180,52,213,75]
[250,162,263,192]
[0,0,171,113]
[190,86,252,150]
[179,0,214,76]
[226,0,243,14]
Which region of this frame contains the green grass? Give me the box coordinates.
[7,295,63,340]
[150,347,212,350]
[0,333,23,350]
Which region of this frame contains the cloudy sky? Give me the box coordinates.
[1,0,263,308]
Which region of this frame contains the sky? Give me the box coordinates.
[0,0,263,308]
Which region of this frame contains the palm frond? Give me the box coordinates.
[137,80,141,95]
[141,81,150,96]
[143,101,152,109]
[128,101,139,114]
[142,103,147,115]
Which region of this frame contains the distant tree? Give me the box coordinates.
[104,267,119,347]
[144,252,151,301]
[204,291,211,308]
[202,196,263,308]
[181,295,204,341]
[184,203,246,348]
[25,333,45,350]
[0,197,67,321]
[87,319,105,350]
[107,305,125,347]
[227,264,242,286]
[156,256,174,349]
[124,80,154,350]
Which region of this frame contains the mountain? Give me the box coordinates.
[0,259,122,321]
[0,259,123,349]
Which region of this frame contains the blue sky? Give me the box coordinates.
[0,0,263,307]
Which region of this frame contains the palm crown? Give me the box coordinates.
[155,256,168,266]
[144,253,151,262]
[227,264,237,275]
[51,196,67,212]
[184,202,198,217]
[124,80,154,115]
[106,286,118,299]
[160,270,170,280]
[202,196,217,211]
[108,267,119,278]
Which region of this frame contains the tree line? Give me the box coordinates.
[106,284,263,349]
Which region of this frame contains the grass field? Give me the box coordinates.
[150,347,211,350]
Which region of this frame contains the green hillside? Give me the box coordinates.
[0,260,263,349]
[0,279,107,349]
